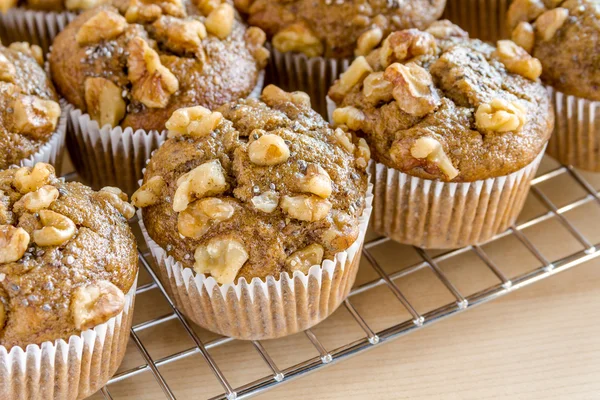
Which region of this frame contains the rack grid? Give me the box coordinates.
[83,159,600,400]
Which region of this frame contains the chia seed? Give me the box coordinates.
[58,188,68,196]
[253,185,261,194]
[27,294,38,302]
[351,172,360,180]
[210,131,218,138]
[184,254,191,260]
[36,250,45,257]
[165,196,172,203]
[269,183,276,190]
[10,284,19,292]
[42,304,52,312]
[44,282,54,291]
[166,244,173,251]
[253,133,259,140]
[297,160,307,171]
[21,299,29,306]
[65,255,75,265]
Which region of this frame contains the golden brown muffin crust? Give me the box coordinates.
[0,43,60,170]
[136,85,369,283]
[507,0,600,101]
[0,163,138,350]
[329,22,554,182]
[239,0,447,58]
[49,4,268,131]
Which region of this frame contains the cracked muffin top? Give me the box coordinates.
[0,163,137,350]
[133,85,369,284]
[49,3,269,131]
[328,21,554,182]
[507,0,600,100]
[0,43,61,170]
[236,0,446,58]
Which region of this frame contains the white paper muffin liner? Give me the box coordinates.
[0,276,137,400]
[546,86,600,172]
[138,184,373,340]
[19,101,67,176]
[0,8,76,53]
[65,71,265,195]
[442,0,511,42]
[268,47,351,117]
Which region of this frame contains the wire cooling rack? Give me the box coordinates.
[80,157,600,400]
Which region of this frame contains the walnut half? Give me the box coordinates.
[384,62,440,117]
[410,137,459,180]
[272,22,324,58]
[475,98,527,133]
[194,236,249,284]
[493,40,541,81]
[11,95,61,140]
[71,280,125,330]
[76,10,128,46]
[0,225,29,264]
[85,77,126,127]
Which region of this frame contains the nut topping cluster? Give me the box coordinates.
[508,0,570,45]
[135,86,369,284]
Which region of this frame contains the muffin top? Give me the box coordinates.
[507,0,600,100]
[133,85,369,284]
[0,43,61,170]
[49,3,269,131]
[237,0,447,58]
[0,163,138,350]
[1,0,103,12]
[328,21,554,182]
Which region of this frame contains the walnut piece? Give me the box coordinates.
[355,138,370,169]
[245,27,269,68]
[205,3,234,39]
[76,10,128,46]
[355,27,383,57]
[332,56,373,97]
[33,210,77,247]
[384,62,440,117]
[127,37,179,109]
[0,53,16,83]
[285,243,324,274]
[280,195,332,222]
[177,197,234,238]
[0,225,29,264]
[125,0,162,23]
[425,20,468,39]
[410,137,459,180]
[98,187,135,219]
[194,236,249,284]
[251,190,280,213]
[535,7,569,41]
[9,42,43,65]
[65,0,108,11]
[12,95,61,140]
[379,29,437,68]
[195,0,221,15]
[298,164,332,199]
[272,22,324,58]
[475,98,527,133]
[13,164,54,194]
[13,185,59,213]
[85,77,126,127]
[332,106,365,131]
[506,0,546,31]
[132,176,165,208]
[362,71,394,104]
[71,280,125,330]
[261,85,311,110]
[333,128,356,154]
[511,22,535,53]
[493,40,541,81]
[173,160,228,212]
[153,16,206,56]
[166,106,222,138]
[248,133,291,166]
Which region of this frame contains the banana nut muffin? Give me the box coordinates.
[49,3,269,131]
[0,42,61,169]
[0,163,137,350]
[328,21,554,182]
[236,0,447,58]
[133,85,370,284]
[507,0,600,100]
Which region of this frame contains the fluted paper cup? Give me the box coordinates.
[0,277,137,400]
[546,87,600,172]
[0,8,76,53]
[138,184,372,340]
[442,0,511,42]
[268,47,351,117]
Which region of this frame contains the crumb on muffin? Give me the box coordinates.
[0,163,138,350]
[134,85,369,284]
[49,4,268,131]
[328,21,554,182]
[0,42,60,170]
[237,0,447,58]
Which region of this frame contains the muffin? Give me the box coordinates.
[507,0,600,171]
[0,162,138,400]
[134,85,372,340]
[235,0,447,116]
[328,21,553,248]
[442,0,512,42]
[50,4,269,194]
[0,42,66,173]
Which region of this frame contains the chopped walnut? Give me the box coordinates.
[152,16,206,56]
[298,164,332,199]
[333,128,356,154]
[33,210,77,247]
[425,20,469,40]
[280,195,332,222]
[535,7,569,41]
[332,106,365,131]
[261,85,311,110]
[0,225,29,264]
[285,243,324,274]
[13,185,59,213]
[379,29,437,68]
[0,53,16,83]
[355,138,371,169]
[9,42,44,65]
[511,22,535,53]
[194,236,249,284]
[125,0,162,23]
[355,27,383,57]
[475,98,527,133]
[71,280,125,330]
[384,62,440,117]
[332,56,373,98]
[173,160,229,212]
[178,197,234,238]
[362,71,394,104]
[272,22,324,58]
[76,10,128,46]
[132,176,165,207]
[205,3,235,39]
[65,0,108,11]
[11,95,61,140]
[493,40,541,81]
[251,190,279,213]
[245,27,269,68]
[13,164,54,194]
[127,37,179,109]
[98,187,135,219]
[166,106,223,138]
[506,0,546,31]
[195,0,221,15]
[248,133,291,166]
[410,137,459,180]
[85,77,126,127]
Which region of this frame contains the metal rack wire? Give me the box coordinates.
[89,160,600,400]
